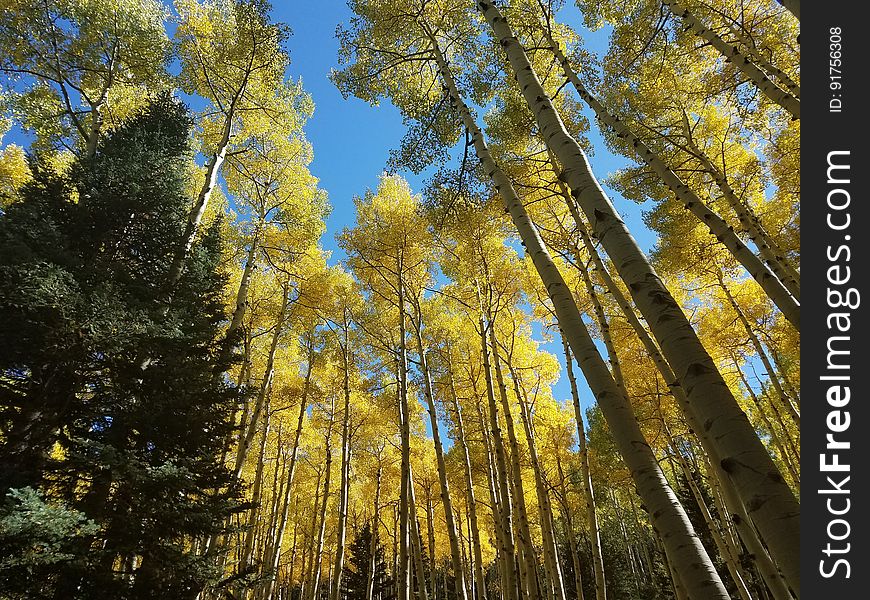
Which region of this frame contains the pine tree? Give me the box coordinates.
[0,95,243,599]
[342,523,394,600]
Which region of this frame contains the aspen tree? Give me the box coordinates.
[475,5,799,588]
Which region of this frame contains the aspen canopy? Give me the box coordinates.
[0,0,800,599]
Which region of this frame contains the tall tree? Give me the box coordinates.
[0,95,242,598]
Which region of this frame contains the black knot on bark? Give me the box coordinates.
[686,361,716,379]
[720,456,737,473]
[767,469,785,484]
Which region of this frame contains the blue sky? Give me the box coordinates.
[276,3,657,422]
[280,3,655,258]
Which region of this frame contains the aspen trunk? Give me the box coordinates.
[85,100,104,158]
[717,272,800,428]
[473,385,513,600]
[166,112,233,290]
[556,489,586,600]
[567,197,795,597]
[409,469,431,600]
[558,188,798,595]
[425,493,438,600]
[240,405,272,570]
[398,280,413,600]
[366,465,383,600]
[215,212,266,376]
[488,328,542,600]
[683,132,800,299]
[287,498,299,589]
[234,284,291,481]
[543,39,800,328]
[561,220,625,389]
[477,318,521,600]
[610,491,640,595]
[560,336,606,600]
[513,370,567,600]
[299,467,322,600]
[446,362,489,600]
[698,449,795,600]
[329,336,354,600]
[304,411,334,600]
[262,342,314,600]
[735,367,800,485]
[662,0,800,118]
[429,34,729,599]
[264,426,285,559]
[727,24,800,96]
[412,312,469,600]
[665,432,753,600]
[476,6,799,589]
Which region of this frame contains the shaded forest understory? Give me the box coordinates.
[0,0,799,599]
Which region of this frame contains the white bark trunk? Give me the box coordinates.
[430,34,729,600]
[478,6,799,589]
[545,40,799,328]
[663,0,800,118]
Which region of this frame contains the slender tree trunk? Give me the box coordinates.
[698,448,795,600]
[412,312,470,600]
[682,132,800,298]
[429,35,728,598]
[564,233,626,390]
[240,404,273,571]
[166,112,234,290]
[235,283,291,481]
[446,362,489,600]
[288,498,300,589]
[215,212,266,377]
[425,492,438,600]
[85,100,104,158]
[488,328,542,600]
[330,333,354,600]
[473,380,512,600]
[477,317,521,600]
[409,469,431,600]
[398,277,413,600]
[299,468,322,600]
[553,454,585,600]
[512,370,567,600]
[264,428,286,560]
[558,188,796,597]
[262,341,315,600]
[665,431,753,600]
[726,20,800,102]
[662,0,800,118]
[366,464,384,600]
[560,336,606,600]
[542,37,800,327]
[305,408,334,600]
[734,367,800,485]
[717,271,800,428]
[475,7,799,589]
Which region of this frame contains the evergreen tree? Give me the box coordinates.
[342,522,394,600]
[0,94,243,599]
